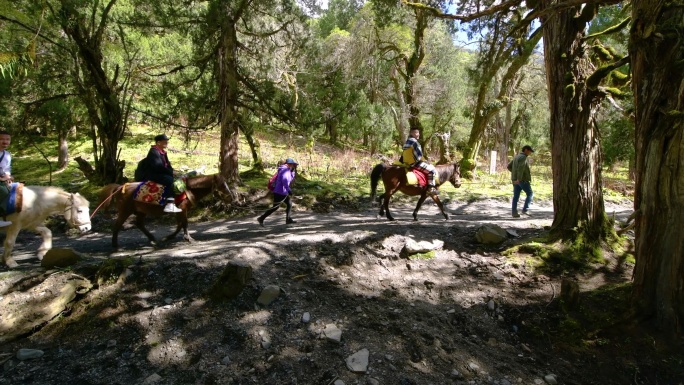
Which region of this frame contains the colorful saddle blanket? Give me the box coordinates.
[4,183,23,215]
[132,181,187,206]
[133,181,168,205]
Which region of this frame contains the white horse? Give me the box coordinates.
[2,185,91,268]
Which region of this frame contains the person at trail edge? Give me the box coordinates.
[402,128,437,194]
[510,145,534,218]
[0,131,13,227]
[258,158,298,226]
[146,134,182,213]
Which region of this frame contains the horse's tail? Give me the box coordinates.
[370,163,386,202]
[95,183,123,217]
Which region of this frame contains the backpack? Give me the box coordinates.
[507,160,513,172]
[267,170,279,191]
[134,158,150,181]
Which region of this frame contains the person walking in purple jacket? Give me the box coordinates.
[258,158,298,226]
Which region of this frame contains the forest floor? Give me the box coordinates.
[1,195,682,385]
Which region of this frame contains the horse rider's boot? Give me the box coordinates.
[0,219,11,227]
[163,198,183,213]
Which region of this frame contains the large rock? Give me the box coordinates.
[0,272,92,344]
[41,248,84,268]
[208,261,253,301]
[475,224,508,244]
[400,238,444,258]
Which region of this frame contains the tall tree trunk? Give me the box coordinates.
[217,2,245,186]
[389,66,408,144]
[60,0,125,184]
[497,93,513,168]
[629,0,684,334]
[404,8,428,133]
[540,1,606,238]
[57,128,69,170]
[241,117,262,171]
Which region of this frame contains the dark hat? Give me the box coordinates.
[154,134,170,142]
[285,158,298,165]
[522,145,534,153]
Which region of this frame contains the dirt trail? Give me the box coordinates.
[3,198,668,385]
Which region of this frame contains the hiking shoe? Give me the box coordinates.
[163,203,182,213]
[512,212,520,218]
[0,220,12,227]
[286,218,297,224]
[257,216,265,227]
[522,210,530,216]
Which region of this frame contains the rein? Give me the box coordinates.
[90,186,122,219]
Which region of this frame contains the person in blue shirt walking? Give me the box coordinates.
[510,145,534,217]
[258,158,298,226]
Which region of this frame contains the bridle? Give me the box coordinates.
[64,193,91,227]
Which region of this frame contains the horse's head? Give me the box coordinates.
[64,193,92,232]
[449,163,462,188]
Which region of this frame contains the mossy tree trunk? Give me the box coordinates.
[540,0,607,239]
[216,0,245,186]
[629,0,684,334]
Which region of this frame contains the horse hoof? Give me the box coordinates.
[5,259,19,269]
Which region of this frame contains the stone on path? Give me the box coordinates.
[400,238,444,258]
[41,248,84,268]
[323,323,342,343]
[257,285,281,306]
[16,349,44,360]
[208,261,253,301]
[345,348,369,373]
[475,224,508,244]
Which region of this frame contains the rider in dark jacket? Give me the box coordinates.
[146,134,182,213]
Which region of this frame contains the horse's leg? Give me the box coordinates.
[161,210,192,243]
[412,193,429,221]
[133,213,157,246]
[383,192,395,221]
[35,225,53,260]
[2,224,21,268]
[112,211,131,249]
[377,193,386,216]
[431,194,449,220]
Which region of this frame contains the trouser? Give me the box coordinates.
[0,183,9,216]
[149,175,175,199]
[512,181,533,213]
[412,161,436,186]
[260,193,292,220]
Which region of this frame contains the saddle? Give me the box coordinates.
[131,181,186,206]
[391,161,432,187]
[2,182,24,215]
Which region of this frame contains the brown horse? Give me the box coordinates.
[370,162,461,221]
[98,174,232,249]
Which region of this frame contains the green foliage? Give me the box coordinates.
[409,251,435,260]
